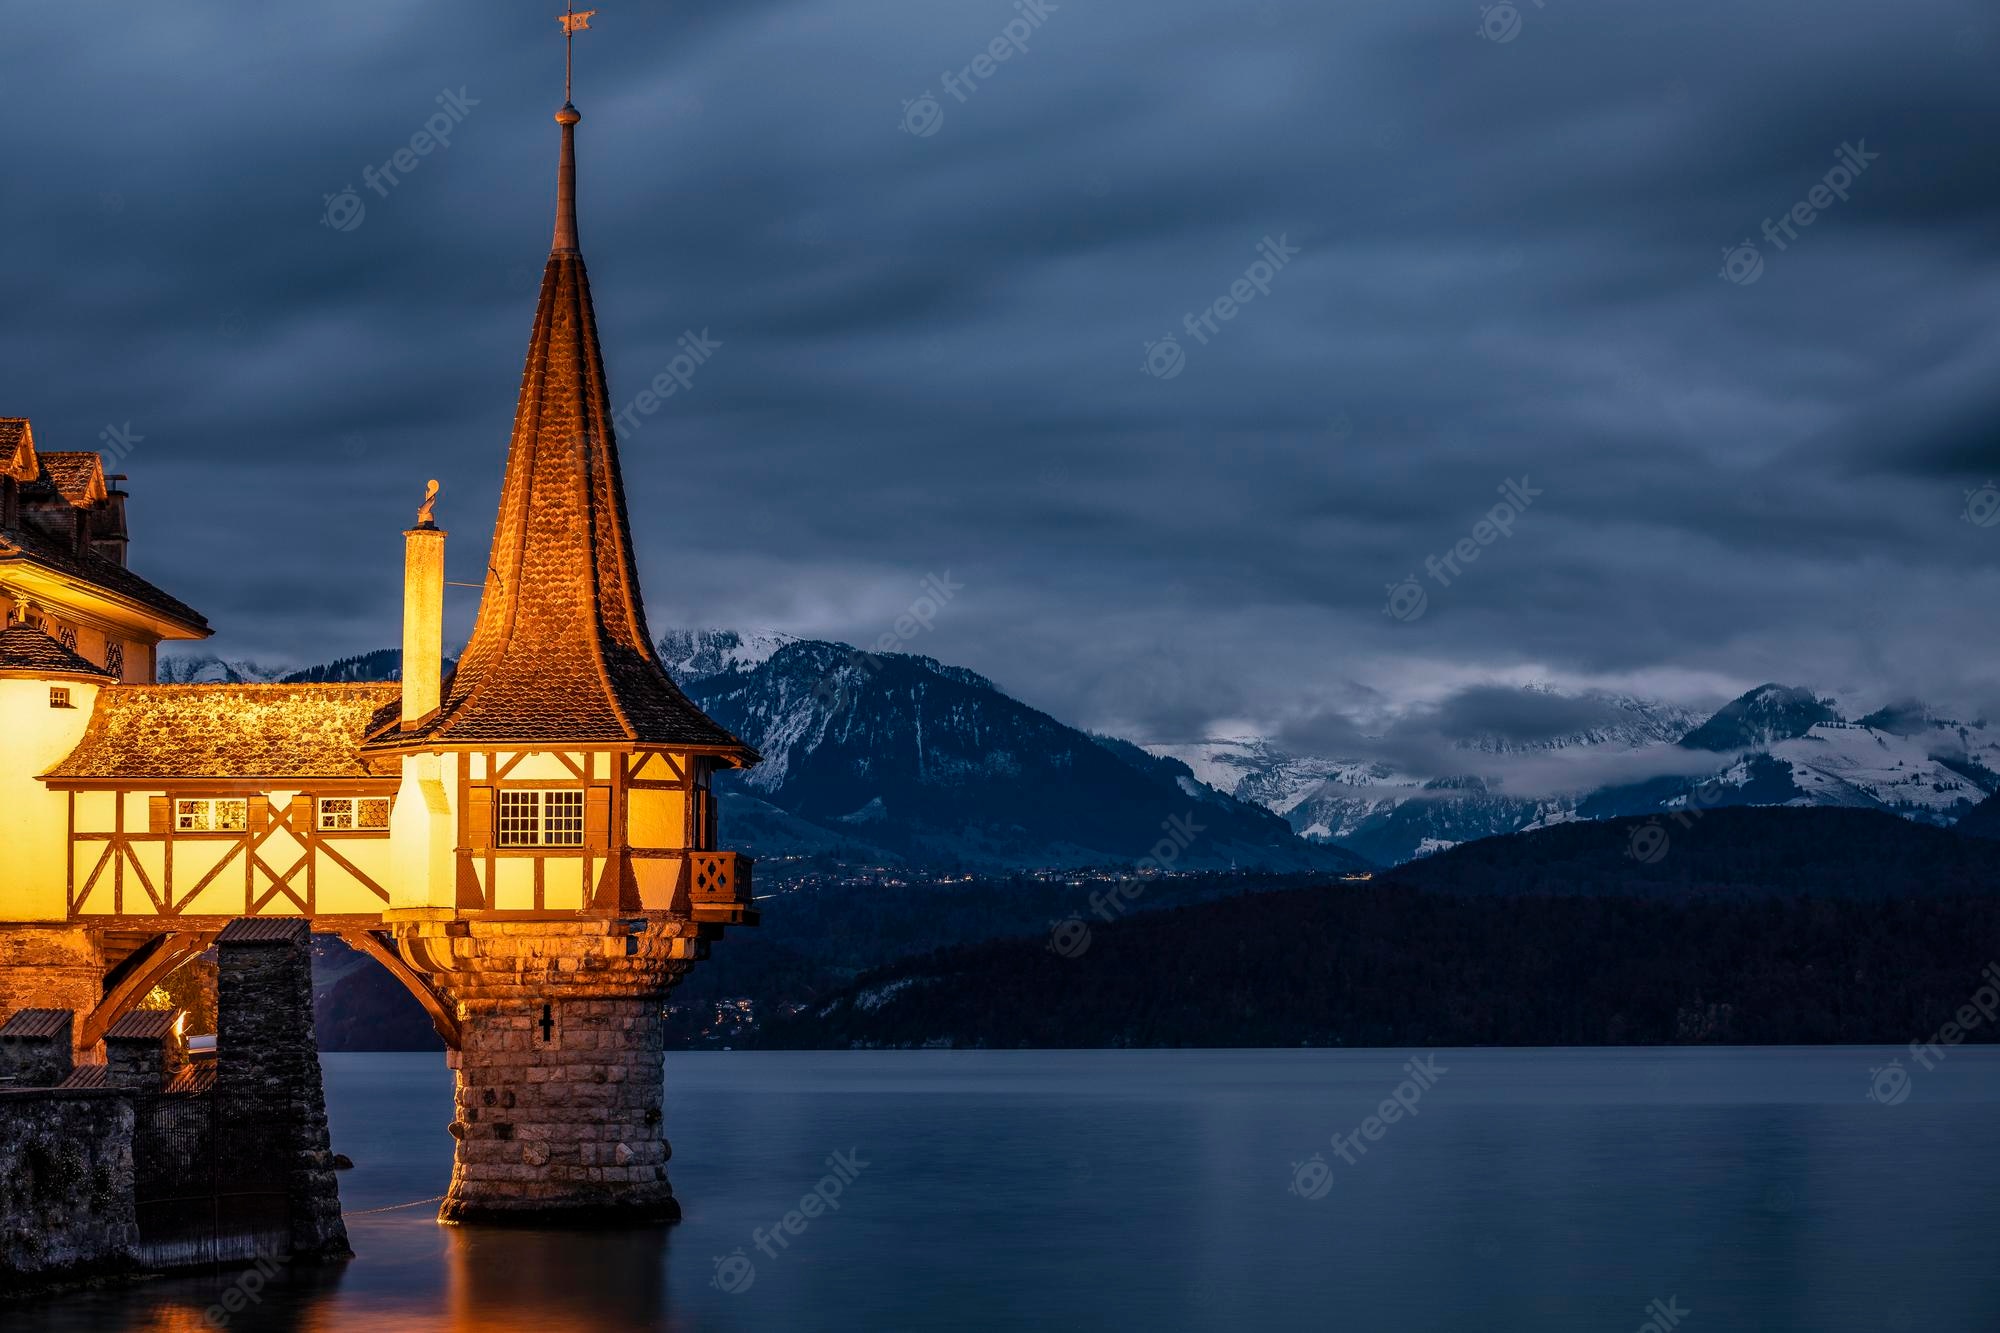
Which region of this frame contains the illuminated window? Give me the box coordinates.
[105,641,124,679]
[175,798,248,833]
[49,687,71,709]
[317,796,391,831]
[495,790,586,847]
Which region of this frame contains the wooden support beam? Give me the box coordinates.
[79,929,217,1049]
[337,928,463,1051]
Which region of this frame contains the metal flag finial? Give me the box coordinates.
[559,4,599,103]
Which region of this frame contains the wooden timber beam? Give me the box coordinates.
[337,928,463,1051]
[80,929,218,1049]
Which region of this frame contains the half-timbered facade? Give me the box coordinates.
[1,54,758,1224]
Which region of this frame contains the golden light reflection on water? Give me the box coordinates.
[79,1221,677,1333]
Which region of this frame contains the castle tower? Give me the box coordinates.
[368,43,758,1225]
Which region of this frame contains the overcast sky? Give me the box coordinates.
[4,0,1999,760]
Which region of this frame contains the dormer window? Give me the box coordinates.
[496,790,586,847]
[49,687,71,709]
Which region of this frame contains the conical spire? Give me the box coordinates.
[554,103,581,253]
[374,102,749,755]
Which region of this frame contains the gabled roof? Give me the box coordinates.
[37,452,109,507]
[366,102,751,761]
[0,621,117,681]
[0,512,210,636]
[0,418,35,482]
[45,683,399,781]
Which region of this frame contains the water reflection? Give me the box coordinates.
[443,1224,673,1331]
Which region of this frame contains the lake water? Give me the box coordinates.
[11,1047,2000,1331]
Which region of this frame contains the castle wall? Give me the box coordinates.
[0,678,101,922]
[0,917,351,1295]
[0,927,104,1058]
[0,1089,139,1289]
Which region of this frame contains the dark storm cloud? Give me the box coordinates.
[5,0,2000,761]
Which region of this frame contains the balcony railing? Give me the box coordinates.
[688,851,755,924]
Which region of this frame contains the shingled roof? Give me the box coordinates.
[365,103,751,761]
[0,418,35,482]
[0,511,209,635]
[36,452,110,507]
[46,683,399,780]
[0,621,117,680]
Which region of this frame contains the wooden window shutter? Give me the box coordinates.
[585,787,610,851]
[290,795,313,830]
[467,785,494,850]
[247,795,270,832]
[148,796,169,833]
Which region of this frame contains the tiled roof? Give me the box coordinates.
[365,114,751,761]
[105,1009,180,1041]
[36,452,109,506]
[44,683,399,780]
[0,514,209,634]
[215,917,310,945]
[165,1063,217,1095]
[58,1065,108,1090]
[0,622,117,680]
[0,1008,72,1039]
[0,418,34,482]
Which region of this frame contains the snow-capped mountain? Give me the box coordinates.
[155,649,451,684]
[1150,691,1697,863]
[1158,683,2000,865]
[1677,684,1837,752]
[669,635,1366,872]
[1455,690,1704,755]
[656,628,799,684]
[1147,737,1395,816]
[156,654,291,684]
[1703,716,1996,820]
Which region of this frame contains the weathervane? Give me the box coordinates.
[417,479,441,527]
[559,2,598,104]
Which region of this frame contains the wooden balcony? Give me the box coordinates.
[688,851,756,925]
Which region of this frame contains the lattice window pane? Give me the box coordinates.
[497,791,541,847]
[319,798,356,831]
[213,800,248,832]
[175,799,211,832]
[542,791,584,847]
[358,798,391,830]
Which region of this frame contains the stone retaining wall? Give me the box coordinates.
[0,1089,138,1289]
[0,918,350,1295]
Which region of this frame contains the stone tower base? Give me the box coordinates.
[390,914,699,1226]
[442,996,676,1224]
